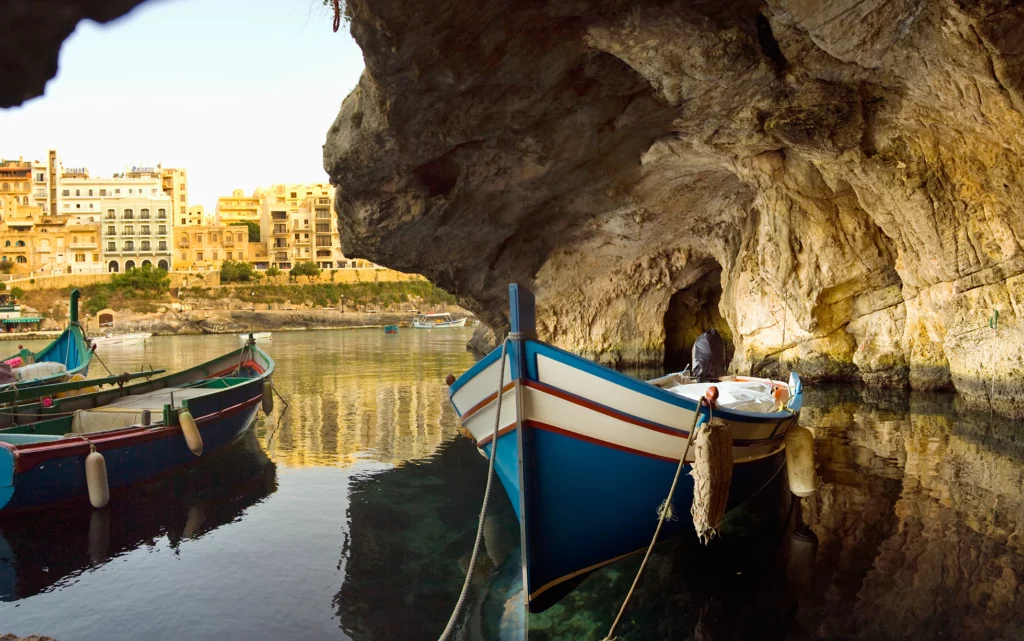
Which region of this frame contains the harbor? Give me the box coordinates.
[1,326,1022,639]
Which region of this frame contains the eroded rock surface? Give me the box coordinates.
[326,0,1024,413]
[0,0,150,107]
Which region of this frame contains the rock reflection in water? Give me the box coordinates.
[0,429,276,602]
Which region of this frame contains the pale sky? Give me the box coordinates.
[0,0,365,210]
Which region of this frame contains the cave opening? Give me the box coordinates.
[663,266,735,372]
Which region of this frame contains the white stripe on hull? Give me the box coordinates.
[450,356,512,416]
[462,386,518,442]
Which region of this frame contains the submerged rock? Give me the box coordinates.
[325,0,1024,415]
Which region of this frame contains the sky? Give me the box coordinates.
[0,0,365,210]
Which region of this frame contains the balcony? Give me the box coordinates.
[178,240,190,249]
[70,241,98,249]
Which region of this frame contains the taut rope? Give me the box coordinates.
[602,399,710,641]
[437,332,520,640]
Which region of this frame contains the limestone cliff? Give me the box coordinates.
[325,0,1024,415]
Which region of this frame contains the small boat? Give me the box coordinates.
[411,313,467,329]
[0,337,274,515]
[89,332,153,348]
[384,325,399,334]
[0,290,92,390]
[446,284,804,612]
[238,332,272,343]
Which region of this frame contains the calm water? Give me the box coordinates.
[2,330,1024,640]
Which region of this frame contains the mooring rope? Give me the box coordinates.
[603,398,710,641]
[437,332,520,641]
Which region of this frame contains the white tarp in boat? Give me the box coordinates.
[13,362,67,382]
[665,380,778,413]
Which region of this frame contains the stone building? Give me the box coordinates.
[174,224,249,271]
[0,195,101,274]
[215,189,260,225]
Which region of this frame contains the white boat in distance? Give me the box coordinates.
[411,313,468,329]
[89,332,153,348]
[238,332,273,343]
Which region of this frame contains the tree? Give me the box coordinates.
[10,287,24,300]
[231,221,260,242]
[290,261,321,283]
[110,263,170,297]
[330,269,337,283]
[0,261,13,273]
[220,260,255,283]
[266,266,281,281]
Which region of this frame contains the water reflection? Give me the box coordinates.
[0,429,276,602]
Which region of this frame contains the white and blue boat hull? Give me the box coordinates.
[448,284,802,612]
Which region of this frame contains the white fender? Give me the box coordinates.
[85,448,110,508]
[180,410,204,456]
[785,426,817,497]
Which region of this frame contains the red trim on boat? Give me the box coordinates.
[459,382,515,424]
[211,360,265,378]
[13,393,263,472]
[476,423,517,447]
[526,419,681,463]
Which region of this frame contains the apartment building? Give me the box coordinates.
[259,183,348,271]
[215,189,260,225]
[175,225,249,271]
[159,167,188,221]
[100,197,173,272]
[0,196,102,274]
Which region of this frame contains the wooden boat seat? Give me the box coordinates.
[69,386,225,435]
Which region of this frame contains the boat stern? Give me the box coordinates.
[0,444,14,512]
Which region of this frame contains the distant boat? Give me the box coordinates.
[0,290,92,390]
[411,313,467,329]
[89,332,153,348]
[238,332,272,343]
[384,325,399,334]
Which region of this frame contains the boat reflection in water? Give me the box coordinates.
[0,429,276,602]
[335,384,1024,641]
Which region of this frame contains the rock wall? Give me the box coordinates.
[325,0,1024,415]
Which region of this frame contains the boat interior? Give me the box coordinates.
[0,375,252,446]
[647,372,790,413]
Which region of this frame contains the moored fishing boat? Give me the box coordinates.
[238,331,272,343]
[89,332,152,348]
[384,324,399,334]
[0,338,275,515]
[412,313,467,329]
[0,290,92,390]
[446,284,804,613]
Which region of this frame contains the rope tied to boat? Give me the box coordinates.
[602,399,711,641]
[437,332,516,641]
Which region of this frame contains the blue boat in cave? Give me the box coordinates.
[0,337,275,515]
[0,289,92,389]
[447,284,804,612]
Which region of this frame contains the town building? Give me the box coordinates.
[215,189,260,225]
[183,204,211,226]
[0,195,102,274]
[100,196,173,272]
[174,224,249,271]
[159,167,188,221]
[0,159,33,209]
[258,183,348,271]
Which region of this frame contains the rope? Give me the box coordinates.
[91,349,114,377]
[264,383,291,450]
[437,334,514,641]
[603,399,709,641]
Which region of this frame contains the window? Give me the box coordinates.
[316,223,330,233]
[129,189,133,194]
[316,236,332,247]
[236,233,243,243]
[141,209,150,219]
[180,205,185,214]
[75,253,85,262]
[158,209,166,219]
[93,254,99,261]
[141,226,150,235]
[141,241,151,251]
[124,209,133,219]
[181,218,187,225]
[36,172,44,182]
[89,204,94,209]
[227,252,232,259]
[124,226,134,235]
[63,204,69,210]
[115,189,120,194]
[158,225,167,235]
[107,242,116,251]
[316,208,330,219]
[196,251,204,261]
[124,241,134,251]
[75,189,80,196]
[181,252,187,261]
[88,189,93,196]
[75,204,81,209]
[100,189,107,196]
[159,241,167,251]
[15,256,26,264]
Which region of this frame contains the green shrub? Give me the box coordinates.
[220,260,255,283]
[290,261,320,283]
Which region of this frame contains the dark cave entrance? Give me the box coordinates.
[663,266,735,372]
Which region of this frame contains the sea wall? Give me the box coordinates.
[324,0,1024,415]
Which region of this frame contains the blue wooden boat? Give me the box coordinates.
[384,324,399,334]
[0,338,274,515]
[0,289,92,389]
[447,284,803,612]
